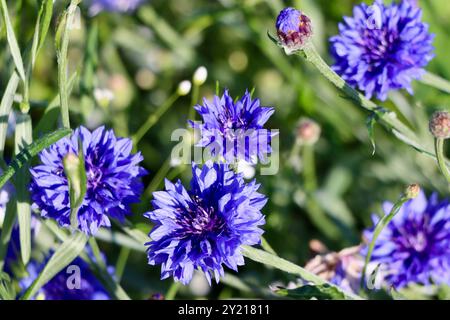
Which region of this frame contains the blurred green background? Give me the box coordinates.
[2,0,450,299]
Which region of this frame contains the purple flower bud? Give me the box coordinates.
[276,8,313,53]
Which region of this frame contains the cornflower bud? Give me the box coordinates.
[276,7,313,54]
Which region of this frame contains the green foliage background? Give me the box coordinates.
[1,0,450,299]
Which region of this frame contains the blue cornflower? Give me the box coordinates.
[30,126,146,235]
[89,0,146,16]
[189,90,275,164]
[275,7,313,53]
[19,251,112,300]
[330,0,434,101]
[362,191,450,289]
[145,162,267,285]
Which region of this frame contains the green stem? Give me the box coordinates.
[133,92,180,146]
[302,145,317,192]
[115,247,131,282]
[188,84,199,122]
[241,246,362,300]
[57,0,80,129]
[360,196,409,290]
[88,237,107,270]
[144,157,172,198]
[261,236,277,256]
[435,138,450,184]
[166,281,181,300]
[420,72,450,94]
[298,44,425,155]
[301,144,341,241]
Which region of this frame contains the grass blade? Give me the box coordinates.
[14,114,33,265]
[56,0,81,129]
[0,0,26,81]
[30,0,53,68]
[420,72,450,94]
[0,195,17,272]
[21,231,88,300]
[0,72,20,159]
[0,128,72,190]
[275,284,346,300]
[241,246,362,300]
[0,272,16,300]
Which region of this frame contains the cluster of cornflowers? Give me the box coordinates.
[275,1,450,294]
[4,85,275,295]
[3,0,450,300]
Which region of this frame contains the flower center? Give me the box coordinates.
[87,167,103,189]
[179,197,226,236]
[363,28,398,70]
[407,232,428,253]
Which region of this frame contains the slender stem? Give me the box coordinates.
[144,157,172,199]
[435,138,450,184]
[115,247,131,282]
[241,246,362,300]
[188,84,199,122]
[132,92,180,146]
[360,196,409,290]
[88,237,107,270]
[301,144,341,240]
[299,44,424,154]
[261,236,277,256]
[166,281,181,300]
[420,72,450,94]
[57,0,80,129]
[302,145,317,192]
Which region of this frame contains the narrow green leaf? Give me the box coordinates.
[119,221,150,246]
[266,30,279,45]
[420,72,450,94]
[0,72,20,159]
[0,195,17,272]
[14,113,32,265]
[241,246,362,300]
[28,0,54,71]
[56,0,81,129]
[0,128,72,190]
[0,272,16,300]
[0,0,26,81]
[95,229,146,253]
[63,138,87,229]
[276,284,346,300]
[35,0,53,63]
[34,72,78,136]
[361,195,409,290]
[21,231,88,300]
[366,113,377,156]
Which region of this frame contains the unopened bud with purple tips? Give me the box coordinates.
[276,7,313,54]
